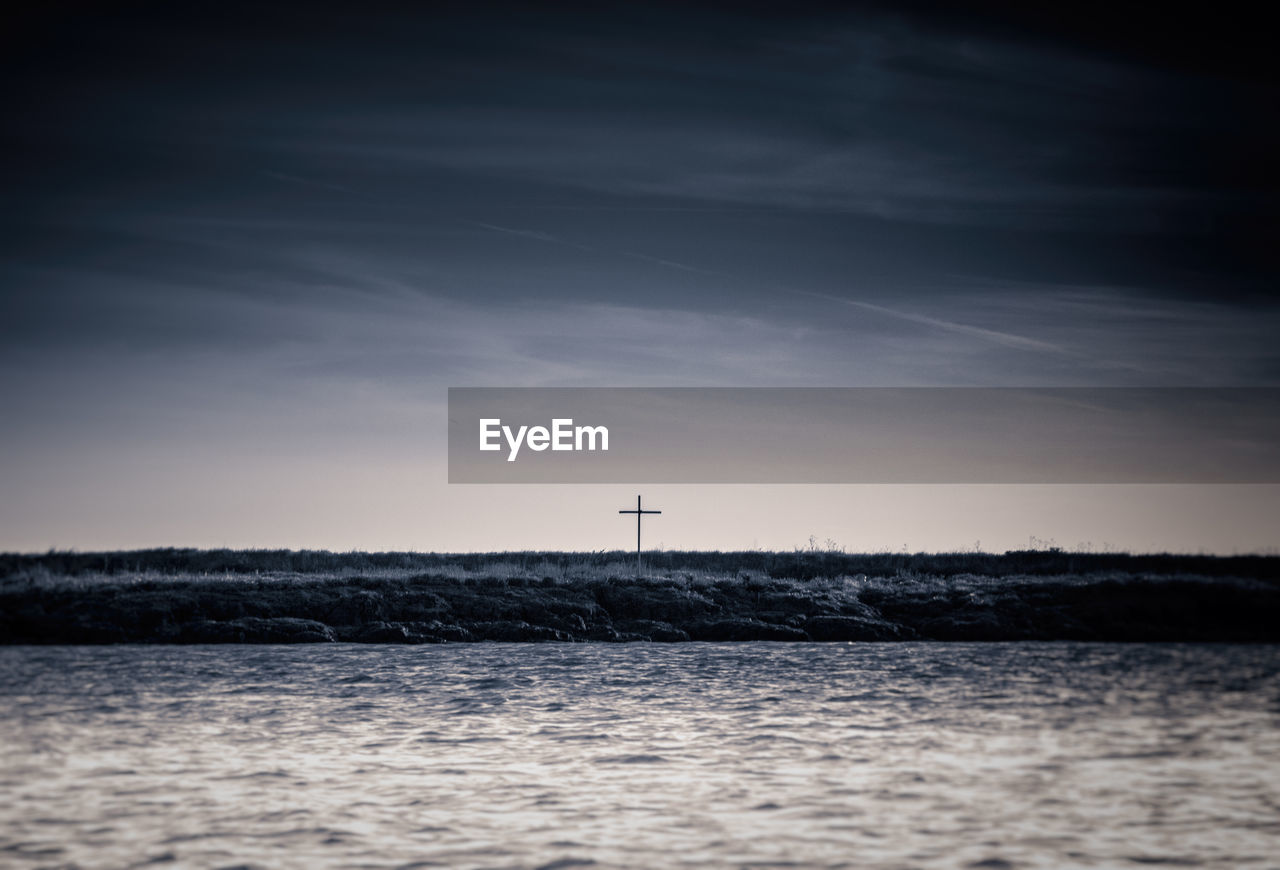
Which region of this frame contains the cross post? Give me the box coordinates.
[618,494,661,578]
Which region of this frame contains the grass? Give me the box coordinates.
[2,548,1277,644]
[4,546,1279,586]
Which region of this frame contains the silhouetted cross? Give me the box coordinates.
[619,494,661,577]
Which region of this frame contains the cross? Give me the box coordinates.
[618,494,661,578]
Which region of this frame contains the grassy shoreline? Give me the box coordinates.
[3,548,1278,644]
[6,546,1280,581]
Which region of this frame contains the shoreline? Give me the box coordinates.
[4,551,1278,644]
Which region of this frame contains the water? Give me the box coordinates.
[2,644,1278,870]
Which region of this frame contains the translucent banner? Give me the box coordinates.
[447,388,1280,483]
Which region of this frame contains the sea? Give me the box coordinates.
[2,643,1278,869]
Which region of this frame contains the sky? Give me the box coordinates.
[1,1,1277,554]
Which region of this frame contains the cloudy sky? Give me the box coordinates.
[2,2,1276,554]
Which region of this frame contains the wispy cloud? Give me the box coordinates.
[619,249,725,276]
[263,19,1245,234]
[789,289,1070,355]
[462,220,573,247]
[463,218,727,277]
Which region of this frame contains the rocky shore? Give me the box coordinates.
[3,568,1278,644]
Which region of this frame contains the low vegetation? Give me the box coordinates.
[2,548,1277,644]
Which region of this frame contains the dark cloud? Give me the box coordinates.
[0,2,1276,550]
[5,2,1273,297]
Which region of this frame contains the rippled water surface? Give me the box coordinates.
[2,643,1279,869]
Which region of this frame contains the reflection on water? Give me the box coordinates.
[2,643,1278,869]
